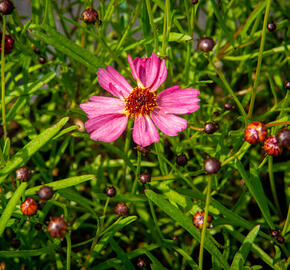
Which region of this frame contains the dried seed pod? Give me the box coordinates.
[204,122,218,134]
[37,185,54,201]
[47,217,67,239]
[264,136,283,156]
[16,167,31,182]
[267,21,276,32]
[114,202,128,216]
[204,158,221,174]
[81,8,98,24]
[0,0,14,15]
[139,174,151,184]
[137,257,146,268]
[276,235,285,244]
[198,37,215,52]
[244,121,267,145]
[20,197,38,216]
[277,128,290,150]
[270,229,280,238]
[0,33,14,54]
[285,81,290,90]
[193,211,212,230]
[224,102,233,110]
[106,186,116,197]
[176,153,188,167]
[38,57,46,64]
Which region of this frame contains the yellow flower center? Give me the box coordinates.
[124,87,158,118]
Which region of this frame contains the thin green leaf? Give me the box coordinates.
[0,117,69,183]
[94,216,137,254]
[231,225,260,269]
[235,160,274,228]
[0,183,28,237]
[145,190,230,269]
[158,32,192,42]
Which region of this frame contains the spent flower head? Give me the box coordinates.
[80,53,200,147]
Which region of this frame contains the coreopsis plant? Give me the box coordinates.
[80,53,200,146]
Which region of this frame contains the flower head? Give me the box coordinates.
[80,53,200,147]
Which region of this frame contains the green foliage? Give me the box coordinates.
[0,0,289,269]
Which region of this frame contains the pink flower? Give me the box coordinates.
[80,53,200,147]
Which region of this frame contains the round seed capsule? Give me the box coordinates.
[0,33,14,54]
[20,197,38,216]
[137,257,146,268]
[277,128,290,150]
[139,174,151,184]
[37,186,54,201]
[47,217,67,239]
[264,136,283,156]
[244,121,267,145]
[285,81,290,90]
[114,202,128,216]
[81,8,98,24]
[0,0,14,15]
[192,0,199,4]
[193,211,212,230]
[198,37,215,52]
[15,167,31,182]
[38,57,46,64]
[267,21,276,32]
[176,153,188,167]
[224,102,233,110]
[276,235,285,244]
[204,158,221,174]
[106,186,116,197]
[204,122,218,134]
[270,230,280,238]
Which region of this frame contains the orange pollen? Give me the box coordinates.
[124,87,158,117]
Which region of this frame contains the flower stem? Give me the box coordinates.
[1,17,7,141]
[248,0,272,119]
[281,203,290,236]
[268,156,282,219]
[145,0,158,52]
[65,233,71,270]
[199,174,212,270]
[209,58,248,127]
[131,151,141,194]
[161,0,170,56]
[188,125,204,131]
[265,121,290,127]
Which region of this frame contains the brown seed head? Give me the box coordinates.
[264,136,283,156]
[204,158,221,174]
[198,37,215,52]
[16,167,31,182]
[115,202,128,216]
[176,153,188,167]
[204,122,218,134]
[47,217,67,239]
[277,128,290,150]
[37,186,54,201]
[20,197,38,216]
[193,211,212,230]
[0,33,14,54]
[81,8,98,24]
[267,21,276,32]
[244,121,267,145]
[139,174,151,184]
[0,0,14,15]
[106,186,116,197]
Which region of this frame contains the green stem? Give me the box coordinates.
[209,58,248,127]
[1,17,7,140]
[161,0,170,56]
[145,0,158,52]
[281,204,289,236]
[248,0,272,118]
[268,156,282,218]
[65,234,71,270]
[199,175,212,270]
[131,151,141,194]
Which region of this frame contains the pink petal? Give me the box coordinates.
[133,115,160,147]
[157,86,200,114]
[151,109,187,136]
[80,97,125,118]
[128,53,167,91]
[97,67,133,98]
[85,114,128,142]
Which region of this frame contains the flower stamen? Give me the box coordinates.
[124,87,158,118]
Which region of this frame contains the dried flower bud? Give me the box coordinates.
[204,122,218,134]
[285,81,290,90]
[198,37,215,52]
[81,8,99,24]
[244,121,267,145]
[0,0,14,15]
[38,57,46,64]
[16,167,31,182]
[114,202,128,216]
[264,136,283,156]
[204,158,221,174]
[224,102,233,110]
[176,153,188,167]
[0,33,14,54]
[20,197,38,216]
[37,185,54,201]
[139,174,151,184]
[106,186,116,197]
[193,211,212,230]
[267,21,276,32]
[276,235,284,244]
[277,128,290,150]
[270,229,280,238]
[47,217,67,239]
